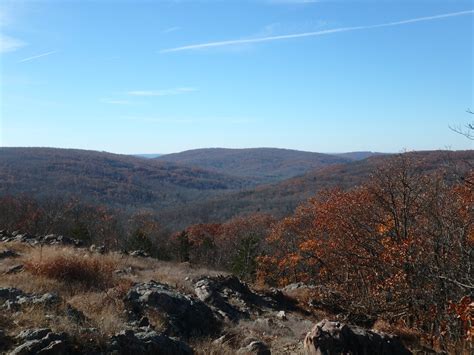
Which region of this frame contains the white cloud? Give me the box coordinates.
[127,87,197,96]
[18,50,58,63]
[160,10,474,53]
[0,33,26,53]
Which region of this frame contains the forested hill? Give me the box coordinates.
[156,148,355,183]
[156,150,474,229]
[0,148,250,208]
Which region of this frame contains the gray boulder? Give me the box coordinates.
[194,276,296,322]
[107,329,193,355]
[304,319,411,355]
[125,281,220,338]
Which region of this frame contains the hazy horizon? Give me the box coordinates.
[1,0,473,154]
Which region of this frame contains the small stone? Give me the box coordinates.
[276,310,287,320]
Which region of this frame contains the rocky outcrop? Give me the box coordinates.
[0,287,59,310]
[0,230,83,247]
[107,329,193,355]
[10,329,69,355]
[194,275,297,322]
[304,319,411,355]
[125,280,220,338]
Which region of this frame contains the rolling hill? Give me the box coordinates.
[156,150,474,229]
[1,147,471,231]
[0,148,249,209]
[156,148,353,184]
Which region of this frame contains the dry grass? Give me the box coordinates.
[1,243,312,354]
[24,247,117,291]
[192,338,236,355]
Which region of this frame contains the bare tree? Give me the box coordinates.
[450,109,474,140]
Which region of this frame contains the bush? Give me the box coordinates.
[25,250,117,290]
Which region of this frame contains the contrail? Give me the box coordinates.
[19,50,58,63]
[160,10,473,53]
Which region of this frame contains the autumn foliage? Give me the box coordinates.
[257,155,473,349]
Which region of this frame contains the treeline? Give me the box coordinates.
[0,195,170,258]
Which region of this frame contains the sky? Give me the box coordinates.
[0,0,473,154]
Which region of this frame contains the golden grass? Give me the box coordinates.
[23,247,117,291]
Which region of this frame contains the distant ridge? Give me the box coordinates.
[330,151,388,161]
[156,147,355,184]
[0,147,249,209]
[156,150,474,229]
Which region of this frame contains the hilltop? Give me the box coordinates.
[157,150,474,229]
[156,148,354,184]
[0,148,249,209]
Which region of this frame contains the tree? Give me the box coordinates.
[450,109,474,140]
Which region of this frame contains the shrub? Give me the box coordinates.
[25,250,117,290]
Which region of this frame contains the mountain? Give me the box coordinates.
[156,148,351,184]
[0,148,249,209]
[156,150,474,229]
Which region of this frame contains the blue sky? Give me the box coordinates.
[0,0,473,154]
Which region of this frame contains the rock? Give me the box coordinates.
[282,282,316,292]
[16,328,52,341]
[276,310,287,320]
[43,234,83,247]
[237,341,271,355]
[4,264,24,274]
[0,249,19,259]
[89,244,105,254]
[10,330,68,355]
[0,287,59,310]
[31,293,59,306]
[212,334,231,346]
[130,250,150,258]
[114,266,133,275]
[37,340,67,354]
[125,281,220,338]
[304,319,412,355]
[107,329,193,355]
[194,276,296,322]
[0,231,82,247]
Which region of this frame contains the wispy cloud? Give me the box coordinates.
[128,87,197,96]
[0,33,26,53]
[163,26,181,33]
[124,116,253,125]
[161,10,474,53]
[19,50,58,63]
